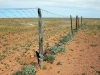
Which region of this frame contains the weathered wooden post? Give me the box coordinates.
[78,16,79,28]
[70,15,73,34]
[81,16,82,26]
[38,8,43,68]
[76,15,78,30]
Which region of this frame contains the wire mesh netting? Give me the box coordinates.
[0,8,82,75]
[0,8,39,75]
[41,9,71,49]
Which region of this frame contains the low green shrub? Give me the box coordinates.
[47,44,66,55]
[96,70,100,75]
[82,73,87,75]
[42,65,47,70]
[22,48,29,56]
[90,43,98,47]
[43,55,55,64]
[56,61,62,65]
[12,65,36,75]
[59,30,77,45]
[97,25,100,30]
[11,45,17,50]
[0,54,6,61]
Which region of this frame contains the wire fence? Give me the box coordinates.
[0,8,82,75]
[41,9,71,49]
[0,8,39,75]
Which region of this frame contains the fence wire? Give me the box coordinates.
[0,8,39,75]
[0,8,81,75]
[0,8,99,75]
[41,9,73,49]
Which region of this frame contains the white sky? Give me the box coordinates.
[0,0,100,18]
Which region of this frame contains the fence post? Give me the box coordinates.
[38,8,43,69]
[70,15,73,33]
[81,16,82,26]
[76,15,78,30]
[78,16,79,28]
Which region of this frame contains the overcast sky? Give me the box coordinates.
[0,0,100,18]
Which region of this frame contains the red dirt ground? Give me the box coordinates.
[0,21,100,75]
[0,24,69,75]
[36,26,100,75]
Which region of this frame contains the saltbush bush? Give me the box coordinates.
[12,65,36,75]
[47,44,66,55]
[43,55,55,64]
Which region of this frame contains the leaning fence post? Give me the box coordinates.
[70,15,73,33]
[38,8,43,69]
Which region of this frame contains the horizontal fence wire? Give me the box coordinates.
[0,8,81,75]
[0,8,39,75]
[41,9,73,49]
[0,8,98,75]
[0,8,38,34]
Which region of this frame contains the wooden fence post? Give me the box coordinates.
[76,15,78,30]
[70,15,73,33]
[78,16,79,28]
[81,16,82,26]
[38,8,43,69]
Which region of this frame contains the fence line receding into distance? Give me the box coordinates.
[0,8,83,74]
